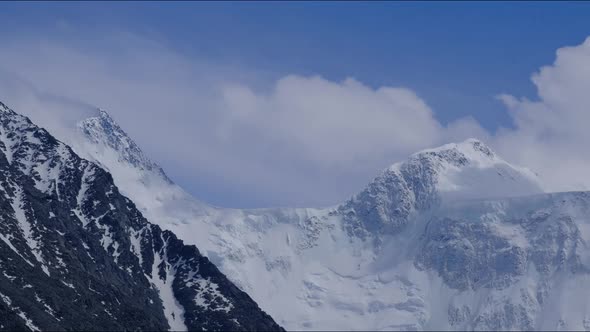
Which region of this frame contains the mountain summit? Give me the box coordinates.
[77,109,170,181]
[403,138,543,200]
[340,138,544,235]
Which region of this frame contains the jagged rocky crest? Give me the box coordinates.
[77,109,171,182]
[0,102,282,331]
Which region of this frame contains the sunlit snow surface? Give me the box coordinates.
[49,109,590,330]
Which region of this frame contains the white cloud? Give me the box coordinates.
[0,32,491,207]
[9,29,590,207]
[494,36,590,192]
[220,75,442,166]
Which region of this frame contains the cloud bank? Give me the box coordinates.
[494,36,590,192]
[0,30,588,207]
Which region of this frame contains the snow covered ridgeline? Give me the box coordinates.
[0,101,282,331]
[25,100,590,330]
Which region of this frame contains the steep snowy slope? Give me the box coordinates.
[0,102,282,331]
[74,109,212,223]
[51,107,590,331]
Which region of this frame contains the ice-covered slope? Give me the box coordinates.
[57,107,590,331]
[0,102,282,331]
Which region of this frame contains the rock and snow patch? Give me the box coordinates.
[147,237,187,332]
[72,164,96,227]
[129,228,145,267]
[9,184,49,276]
[0,292,40,331]
[0,233,34,267]
[191,278,234,313]
[0,125,15,164]
[34,293,60,321]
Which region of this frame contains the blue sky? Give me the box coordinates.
[4,1,590,130]
[2,2,590,207]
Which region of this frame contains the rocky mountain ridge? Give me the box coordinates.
[0,101,282,331]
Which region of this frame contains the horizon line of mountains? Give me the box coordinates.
[1,100,590,331]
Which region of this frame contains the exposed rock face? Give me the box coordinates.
[0,102,282,331]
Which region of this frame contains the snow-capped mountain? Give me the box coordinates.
[339,138,544,238]
[19,104,590,330]
[0,101,282,331]
[78,109,170,180]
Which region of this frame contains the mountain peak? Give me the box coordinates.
[0,101,9,112]
[422,138,493,156]
[401,138,497,170]
[395,138,543,201]
[77,109,170,182]
[342,139,544,235]
[96,107,113,121]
